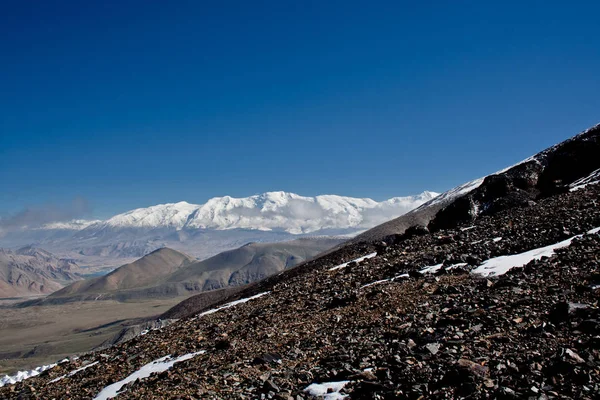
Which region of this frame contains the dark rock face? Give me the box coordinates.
[429,124,600,232]
[428,195,478,231]
[537,124,600,194]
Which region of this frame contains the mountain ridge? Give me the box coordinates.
[0,191,437,263]
[0,247,81,298]
[348,122,600,244]
[40,190,439,234]
[43,238,343,303]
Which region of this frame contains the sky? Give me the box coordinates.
[1,1,599,220]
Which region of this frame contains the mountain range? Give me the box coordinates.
[0,191,438,265]
[54,191,439,233]
[43,237,343,303]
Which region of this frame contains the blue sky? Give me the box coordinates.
[1,1,599,219]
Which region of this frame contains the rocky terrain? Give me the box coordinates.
[1,124,599,399]
[0,247,81,298]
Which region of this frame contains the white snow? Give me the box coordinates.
[492,237,503,242]
[304,381,350,400]
[198,292,270,317]
[360,273,409,289]
[461,226,476,231]
[420,263,467,274]
[570,168,600,191]
[0,363,57,387]
[361,279,393,289]
[39,219,102,230]
[420,263,443,274]
[70,191,438,235]
[102,201,199,230]
[93,351,205,400]
[329,252,377,271]
[50,361,99,383]
[472,227,600,277]
[420,178,484,209]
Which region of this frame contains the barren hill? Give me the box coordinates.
[49,248,195,298]
[0,248,80,298]
[45,238,342,303]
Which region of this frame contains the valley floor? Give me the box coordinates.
[0,296,191,375]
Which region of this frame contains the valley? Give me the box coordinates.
[0,296,190,375]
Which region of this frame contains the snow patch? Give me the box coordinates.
[420,263,467,274]
[569,168,600,191]
[304,381,350,400]
[472,227,600,277]
[329,252,377,271]
[198,292,270,317]
[93,351,205,400]
[360,273,409,289]
[50,361,99,383]
[420,178,484,209]
[0,363,57,387]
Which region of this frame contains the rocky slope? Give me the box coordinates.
[2,125,599,399]
[0,247,80,298]
[351,123,600,243]
[2,178,598,399]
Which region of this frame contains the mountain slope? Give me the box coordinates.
[165,237,344,290]
[0,248,80,298]
[3,171,600,398]
[3,123,600,398]
[50,248,195,297]
[44,238,342,303]
[351,122,600,243]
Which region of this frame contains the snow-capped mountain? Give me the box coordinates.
[101,202,198,230]
[0,191,438,264]
[40,220,102,231]
[80,191,439,234]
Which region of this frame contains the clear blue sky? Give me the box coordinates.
[1,1,599,219]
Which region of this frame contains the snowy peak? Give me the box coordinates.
[102,201,198,230]
[182,191,438,234]
[82,191,439,234]
[39,219,102,231]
